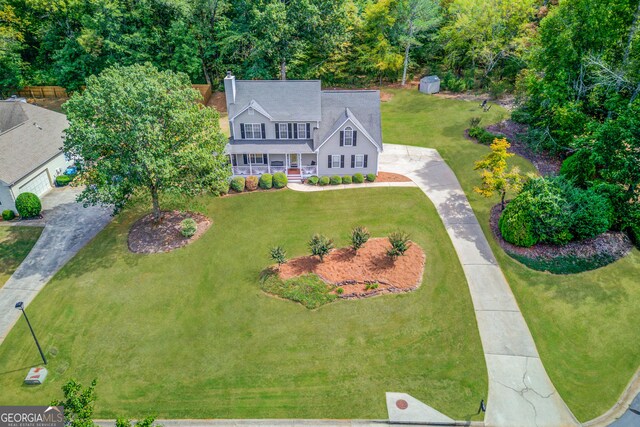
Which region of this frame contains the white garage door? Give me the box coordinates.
[18,170,52,198]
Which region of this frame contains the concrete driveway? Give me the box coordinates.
[0,187,112,344]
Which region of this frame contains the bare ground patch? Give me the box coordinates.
[128,210,211,254]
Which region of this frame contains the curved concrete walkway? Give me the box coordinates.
[0,187,111,345]
[375,145,579,427]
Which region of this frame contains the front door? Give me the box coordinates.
[288,153,299,168]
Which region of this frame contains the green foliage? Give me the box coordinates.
[319,176,330,186]
[273,172,288,189]
[335,287,344,295]
[308,233,334,261]
[474,138,523,209]
[259,174,273,190]
[565,187,612,240]
[307,176,319,185]
[560,150,596,188]
[591,182,632,231]
[245,175,259,191]
[15,192,41,218]
[469,117,482,128]
[387,231,411,258]
[366,173,376,182]
[330,175,342,185]
[499,194,539,247]
[2,210,15,221]
[364,282,379,290]
[342,175,352,184]
[353,173,365,184]
[56,174,72,186]
[468,127,502,145]
[230,177,245,193]
[269,245,287,265]
[521,177,574,245]
[260,271,336,309]
[115,416,157,427]
[50,379,97,427]
[180,218,197,238]
[350,226,370,252]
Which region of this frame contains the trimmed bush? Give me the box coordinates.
[350,226,370,251]
[366,173,376,182]
[468,127,501,145]
[319,176,330,186]
[387,231,411,259]
[499,194,538,247]
[353,173,364,184]
[2,210,15,221]
[342,175,352,184]
[567,187,612,240]
[230,177,245,192]
[273,172,288,188]
[592,181,630,231]
[56,175,71,186]
[330,175,341,185]
[15,192,42,218]
[308,233,334,261]
[522,177,573,245]
[245,175,259,191]
[269,245,287,265]
[259,173,273,190]
[307,176,319,185]
[180,218,197,238]
[213,179,230,195]
[560,150,596,188]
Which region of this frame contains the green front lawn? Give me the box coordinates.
[0,189,486,420]
[0,226,43,287]
[382,89,640,421]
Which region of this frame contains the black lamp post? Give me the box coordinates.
[15,302,47,365]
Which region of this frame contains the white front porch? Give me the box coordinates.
[230,153,317,178]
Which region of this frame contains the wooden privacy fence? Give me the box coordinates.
[192,84,212,104]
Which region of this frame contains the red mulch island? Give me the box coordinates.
[278,238,425,298]
[128,210,211,254]
[376,172,412,182]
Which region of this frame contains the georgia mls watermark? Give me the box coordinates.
[0,406,64,427]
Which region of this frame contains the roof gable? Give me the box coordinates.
[229,100,273,121]
[316,109,381,152]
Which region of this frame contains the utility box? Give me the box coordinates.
[419,75,440,94]
[24,367,48,385]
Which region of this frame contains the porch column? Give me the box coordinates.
[229,154,233,174]
[267,154,271,173]
[248,154,252,175]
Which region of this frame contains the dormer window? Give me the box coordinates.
[344,127,353,146]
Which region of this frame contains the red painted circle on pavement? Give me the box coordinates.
[396,399,408,410]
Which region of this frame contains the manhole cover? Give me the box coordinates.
[396,399,408,410]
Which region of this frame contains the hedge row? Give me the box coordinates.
[229,172,288,193]
[306,173,376,186]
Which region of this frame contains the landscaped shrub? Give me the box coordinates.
[269,245,287,265]
[2,210,15,221]
[180,218,197,238]
[307,176,319,185]
[342,175,352,184]
[353,173,364,184]
[273,172,288,188]
[522,177,574,245]
[387,231,411,259]
[566,187,612,240]
[350,226,370,251]
[469,117,482,128]
[366,173,376,182]
[592,182,630,230]
[259,173,273,190]
[330,175,341,185]
[560,150,596,188]
[335,287,344,295]
[510,108,532,124]
[468,127,502,145]
[499,194,538,247]
[245,175,259,191]
[308,233,334,261]
[319,176,330,186]
[213,179,230,195]
[55,175,71,186]
[15,192,42,218]
[230,177,245,192]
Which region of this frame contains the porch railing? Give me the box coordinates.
[300,166,317,177]
[232,165,317,177]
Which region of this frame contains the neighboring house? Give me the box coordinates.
[0,99,71,213]
[223,73,383,180]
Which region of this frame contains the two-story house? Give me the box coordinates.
[223,73,383,180]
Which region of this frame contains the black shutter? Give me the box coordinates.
[328,155,332,168]
[293,124,298,139]
[364,155,368,168]
[243,154,248,164]
[353,131,357,146]
[240,123,245,139]
[351,155,355,168]
[261,123,266,139]
[340,131,344,146]
[306,123,310,138]
[288,123,292,138]
[263,154,268,164]
[275,124,280,139]
[341,155,344,168]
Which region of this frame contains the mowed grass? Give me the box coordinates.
[0,188,486,420]
[382,89,640,421]
[0,226,42,287]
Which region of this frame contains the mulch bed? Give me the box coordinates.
[128,210,211,254]
[490,203,633,274]
[278,238,425,298]
[376,172,412,182]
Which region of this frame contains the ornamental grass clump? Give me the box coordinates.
[269,245,287,266]
[308,233,334,262]
[387,231,411,259]
[180,218,197,238]
[350,226,370,252]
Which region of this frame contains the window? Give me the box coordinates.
[297,123,307,139]
[331,155,341,168]
[244,123,262,139]
[344,127,353,146]
[354,154,365,168]
[250,154,264,164]
[278,123,289,139]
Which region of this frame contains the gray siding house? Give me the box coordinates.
[223,73,382,179]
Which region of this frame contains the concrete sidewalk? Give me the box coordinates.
[378,144,578,427]
[0,187,112,345]
[287,181,417,192]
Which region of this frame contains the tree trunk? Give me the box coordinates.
[623,2,640,67]
[280,60,287,80]
[501,191,506,211]
[402,42,411,86]
[202,59,212,86]
[151,186,162,223]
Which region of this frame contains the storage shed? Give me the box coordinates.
[419,75,440,94]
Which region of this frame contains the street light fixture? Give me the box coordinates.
[15,302,47,365]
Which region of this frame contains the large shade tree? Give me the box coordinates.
[63,63,230,221]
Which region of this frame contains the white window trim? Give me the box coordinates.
[344,127,353,146]
[244,123,262,139]
[250,154,264,165]
[278,123,289,139]
[331,154,341,168]
[297,123,307,139]
[354,154,365,168]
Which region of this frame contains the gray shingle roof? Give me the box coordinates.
[225,140,314,154]
[319,90,382,150]
[0,102,67,185]
[229,80,322,122]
